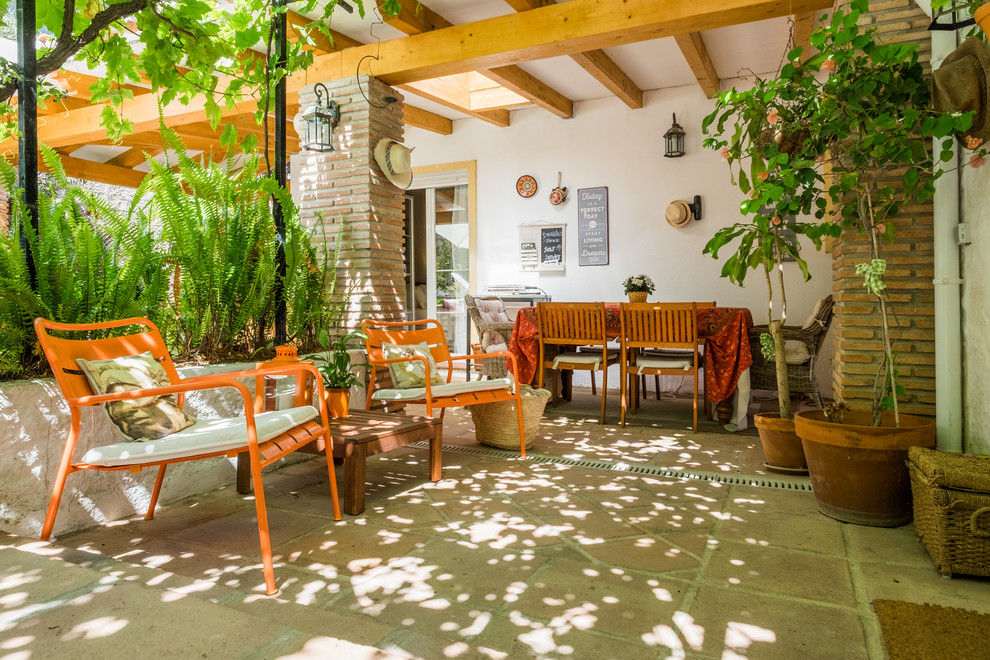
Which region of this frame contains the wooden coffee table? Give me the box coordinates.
[237,410,442,515]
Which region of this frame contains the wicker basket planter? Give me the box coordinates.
[628,291,648,303]
[470,385,550,450]
[908,447,990,578]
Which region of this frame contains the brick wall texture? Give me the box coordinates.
[293,75,407,332]
[830,0,935,416]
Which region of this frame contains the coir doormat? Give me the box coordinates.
[874,599,990,660]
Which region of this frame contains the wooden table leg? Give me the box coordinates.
[429,424,443,482]
[343,442,367,515]
[236,454,251,494]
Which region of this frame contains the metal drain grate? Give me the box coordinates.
[408,442,814,491]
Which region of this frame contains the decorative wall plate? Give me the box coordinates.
[516,175,537,198]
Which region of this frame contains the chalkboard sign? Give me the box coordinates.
[519,223,565,271]
[577,187,609,266]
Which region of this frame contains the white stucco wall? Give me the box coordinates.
[961,163,990,454]
[404,83,835,390]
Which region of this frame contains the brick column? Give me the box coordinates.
[830,0,935,416]
[293,75,408,330]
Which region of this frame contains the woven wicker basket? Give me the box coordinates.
[628,291,648,303]
[469,385,550,450]
[908,446,990,577]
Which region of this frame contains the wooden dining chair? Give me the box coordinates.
[537,302,618,424]
[640,301,714,407]
[619,303,701,431]
[361,318,528,456]
[34,316,340,596]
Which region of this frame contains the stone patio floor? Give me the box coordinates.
[3,388,989,659]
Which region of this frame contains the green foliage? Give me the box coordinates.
[0,0,402,142]
[703,0,981,423]
[0,148,168,378]
[312,329,367,390]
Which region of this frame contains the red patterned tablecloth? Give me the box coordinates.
[509,304,753,403]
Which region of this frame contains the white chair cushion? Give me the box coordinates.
[485,342,508,353]
[476,299,510,348]
[372,377,514,402]
[802,298,828,330]
[552,352,610,369]
[81,405,320,468]
[633,356,693,371]
[784,340,812,365]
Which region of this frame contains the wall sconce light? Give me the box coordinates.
[293,83,340,152]
[663,113,686,158]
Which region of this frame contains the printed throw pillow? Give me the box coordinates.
[476,299,511,350]
[76,351,197,442]
[382,342,445,389]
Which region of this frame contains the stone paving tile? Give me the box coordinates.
[715,508,847,556]
[701,539,858,606]
[687,586,869,660]
[579,534,704,574]
[468,613,666,660]
[427,497,566,550]
[509,558,687,641]
[842,521,935,568]
[727,484,820,517]
[854,560,990,612]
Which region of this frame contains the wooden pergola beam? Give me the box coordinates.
[397,82,511,127]
[404,105,453,135]
[673,32,721,98]
[5,0,835,152]
[379,0,573,118]
[41,153,148,188]
[792,11,817,59]
[567,50,643,109]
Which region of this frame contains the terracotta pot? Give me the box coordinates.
[976,2,990,37]
[754,412,808,474]
[628,291,648,303]
[324,388,350,418]
[794,409,936,527]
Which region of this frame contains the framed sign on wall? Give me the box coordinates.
[519,222,565,271]
[577,186,609,266]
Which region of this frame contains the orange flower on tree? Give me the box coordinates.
[767,108,780,126]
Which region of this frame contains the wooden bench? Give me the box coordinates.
[238,410,442,515]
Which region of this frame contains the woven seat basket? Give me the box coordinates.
[908,446,990,578]
[469,385,550,450]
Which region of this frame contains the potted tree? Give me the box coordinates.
[705,0,981,524]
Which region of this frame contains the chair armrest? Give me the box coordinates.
[476,321,515,333]
[748,324,819,343]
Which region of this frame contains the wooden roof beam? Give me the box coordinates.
[673,32,721,98]
[43,153,148,188]
[106,146,161,168]
[504,0,642,109]
[379,0,573,118]
[398,82,510,127]
[7,0,835,151]
[792,11,817,59]
[404,105,452,135]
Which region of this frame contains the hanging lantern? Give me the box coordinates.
[663,113,686,158]
[293,83,340,152]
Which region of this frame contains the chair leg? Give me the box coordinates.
[551,370,560,407]
[145,464,168,520]
[692,370,699,433]
[599,368,608,424]
[514,392,527,459]
[640,375,646,401]
[620,366,627,428]
[590,371,597,395]
[247,450,278,596]
[323,429,342,520]
[42,423,82,542]
[654,375,661,400]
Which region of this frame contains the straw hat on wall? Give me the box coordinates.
[933,37,990,144]
[374,139,414,189]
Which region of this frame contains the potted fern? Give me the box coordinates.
[706,0,979,524]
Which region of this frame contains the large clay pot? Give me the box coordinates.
[324,388,350,418]
[794,409,936,527]
[754,412,808,474]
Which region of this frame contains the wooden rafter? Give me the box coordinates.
[106,146,161,168]
[5,0,837,153]
[42,153,148,188]
[397,82,511,127]
[404,105,452,135]
[379,0,573,119]
[673,32,721,98]
[503,0,643,109]
[792,11,817,59]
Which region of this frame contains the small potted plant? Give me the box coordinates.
[312,328,367,418]
[622,274,655,303]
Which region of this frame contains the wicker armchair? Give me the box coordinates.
[465,294,515,379]
[747,295,834,408]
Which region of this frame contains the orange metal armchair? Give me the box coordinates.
[34,316,341,596]
[361,318,528,457]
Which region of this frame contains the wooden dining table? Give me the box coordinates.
[506,303,755,428]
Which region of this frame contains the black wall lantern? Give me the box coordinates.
[293,82,340,152]
[663,113,686,158]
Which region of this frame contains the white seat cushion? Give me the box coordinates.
[372,377,514,402]
[633,356,693,371]
[81,406,320,468]
[784,340,812,365]
[485,342,508,353]
[552,352,611,369]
